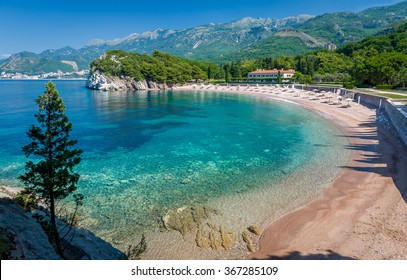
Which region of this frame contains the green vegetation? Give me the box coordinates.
[236,36,314,60]
[15,189,38,210]
[370,93,407,99]
[20,82,83,258]
[90,50,224,84]
[219,21,407,87]
[89,20,407,90]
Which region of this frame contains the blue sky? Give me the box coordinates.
[0,0,403,56]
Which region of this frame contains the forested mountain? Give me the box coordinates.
[225,21,407,87]
[2,1,407,75]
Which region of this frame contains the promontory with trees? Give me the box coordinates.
[87,21,407,90]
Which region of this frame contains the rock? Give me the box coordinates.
[181,178,191,185]
[196,224,210,248]
[209,226,223,250]
[220,226,235,250]
[248,225,261,236]
[242,231,255,252]
[86,71,169,91]
[0,188,123,260]
[0,203,60,260]
[162,206,199,236]
[163,205,235,251]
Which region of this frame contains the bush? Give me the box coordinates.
[355,84,371,88]
[208,80,225,84]
[15,189,38,210]
[376,84,395,89]
[344,84,355,89]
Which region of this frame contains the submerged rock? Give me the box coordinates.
[242,230,255,252]
[163,205,235,250]
[196,224,210,248]
[220,226,235,250]
[248,225,261,236]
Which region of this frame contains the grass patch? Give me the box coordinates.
[371,93,407,99]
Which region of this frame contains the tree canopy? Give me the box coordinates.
[89,50,223,83]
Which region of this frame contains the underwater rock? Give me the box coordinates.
[242,231,255,252]
[163,205,217,236]
[181,178,191,185]
[196,224,210,248]
[220,226,235,250]
[162,207,195,236]
[163,205,235,251]
[248,225,261,236]
[209,226,223,250]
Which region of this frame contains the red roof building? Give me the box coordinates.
[248,69,295,79]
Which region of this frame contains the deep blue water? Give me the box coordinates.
[0,80,347,240]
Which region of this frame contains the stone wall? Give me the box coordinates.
[351,92,407,146]
[294,86,407,147]
[384,100,407,147]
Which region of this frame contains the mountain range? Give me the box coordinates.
[2,1,407,75]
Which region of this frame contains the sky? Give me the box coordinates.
[0,0,403,57]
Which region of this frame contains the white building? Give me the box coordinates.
[247,69,295,81]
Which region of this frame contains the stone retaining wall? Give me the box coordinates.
[295,85,407,147]
[346,92,407,147]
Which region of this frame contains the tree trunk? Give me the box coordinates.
[50,188,64,258]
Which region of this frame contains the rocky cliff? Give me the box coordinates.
[0,186,124,260]
[86,71,169,91]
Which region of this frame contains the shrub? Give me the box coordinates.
[376,84,395,89]
[15,189,38,210]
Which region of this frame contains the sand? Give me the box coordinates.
[174,84,407,260]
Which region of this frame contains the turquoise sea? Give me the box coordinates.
[0,80,349,249]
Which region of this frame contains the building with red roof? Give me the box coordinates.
[247,69,295,82]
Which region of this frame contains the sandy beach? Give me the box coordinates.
[174,84,407,260]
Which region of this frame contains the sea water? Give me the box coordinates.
[0,81,349,248]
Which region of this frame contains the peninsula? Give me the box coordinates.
[86,50,210,90]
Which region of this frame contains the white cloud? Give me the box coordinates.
[1,54,11,58]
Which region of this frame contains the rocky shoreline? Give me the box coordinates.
[86,71,170,91]
[0,186,124,260]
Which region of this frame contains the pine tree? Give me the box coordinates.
[20,82,83,257]
[224,64,230,83]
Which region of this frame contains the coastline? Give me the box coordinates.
[173,84,407,260]
[1,83,405,260]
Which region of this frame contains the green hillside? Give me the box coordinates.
[89,50,222,83]
[223,21,407,87]
[338,21,407,55]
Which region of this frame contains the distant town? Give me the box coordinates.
[0,70,89,80]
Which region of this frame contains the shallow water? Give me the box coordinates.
[0,81,349,246]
